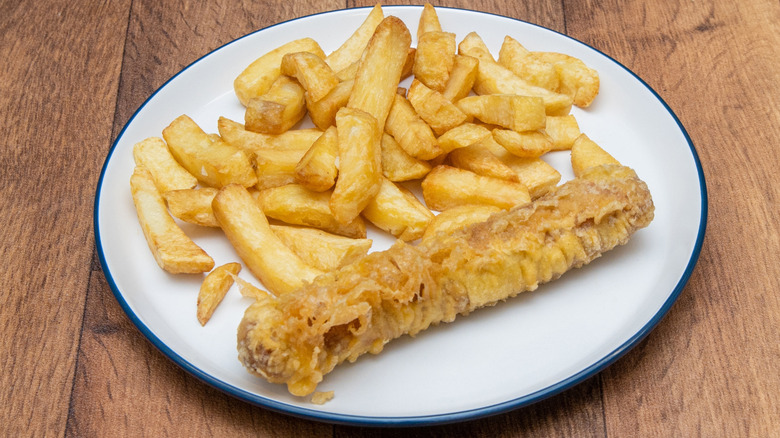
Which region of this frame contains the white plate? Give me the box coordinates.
[95,6,706,426]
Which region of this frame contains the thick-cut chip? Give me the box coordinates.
[234,38,325,106]
[384,93,442,160]
[476,135,561,198]
[218,117,323,153]
[257,184,366,238]
[497,36,559,91]
[413,31,456,92]
[212,185,322,295]
[347,16,412,129]
[270,225,372,271]
[458,32,572,116]
[442,54,478,102]
[244,76,306,135]
[456,94,546,132]
[421,165,531,211]
[545,114,581,150]
[571,134,620,177]
[281,52,339,103]
[436,122,491,153]
[306,79,353,130]
[421,204,501,243]
[407,79,468,136]
[492,129,554,158]
[295,125,338,192]
[361,178,434,241]
[133,137,197,193]
[331,107,382,224]
[197,262,242,326]
[130,167,214,274]
[254,147,310,190]
[401,47,416,81]
[325,3,384,73]
[533,51,600,108]
[448,144,519,181]
[164,187,220,227]
[162,115,256,188]
[380,133,432,181]
[417,2,442,38]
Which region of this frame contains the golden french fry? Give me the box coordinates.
[436,122,492,153]
[417,2,442,37]
[132,137,197,193]
[270,225,372,271]
[254,147,310,190]
[421,165,531,211]
[362,178,434,241]
[234,276,270,301]
[458,32,573,116]
[473,135,561,198]
[380,133,432,181]
[234,38,325,106]
[413,31,456,92]
[456,94,546,132]
[532,51,600,108]
[306,79,353,130]
[325,3,384,73]
[407,79,468,136]
[212,184,322,295]
[347,16,412,129]
[571,134,619,177]
[218,117,323,153]
[442,54,478,102]
[384,93,442,160]
[130,167,214,274]
[197,262,241,326]
[497,36,559,91]
[164,187,220,228]
[421,204,501,243]
[330,107,382,224]
[401,47,416,81]
[257,184,367,238]
[492,129,554,158]
[281,51,339,103]
[162,115,257,188]
[545,114,581,150]
[448,143,519,182]
[244,76,306,135]
[295,125,338,192]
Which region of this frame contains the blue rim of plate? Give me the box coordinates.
[94,5,707,427]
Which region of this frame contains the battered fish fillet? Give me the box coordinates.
[237,164,654,396]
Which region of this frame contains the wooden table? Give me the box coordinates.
[3,0,778,436]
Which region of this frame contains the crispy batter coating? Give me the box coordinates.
[237,164,654,396]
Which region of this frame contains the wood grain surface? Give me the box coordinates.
[1,0,778,436]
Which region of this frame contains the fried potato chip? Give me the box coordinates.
[130,166,214,274]
[306,79,353,130]
[448,143,519,182]
[244,75,306,134]
[257,184,367,238]
[270,225,372,271]
[197,262,241,325]
[492,129,554,158]
[436,122,492,153]
[384,93,442,160]
[533,51,600,108]
[407,79,468,136]
[347,16,412,129]
[218,117,323,153]
[417,2,442,37]
[132,137,197,193]
[212,184,322,295]
[421,204,501,243]
[442,54,478,102]
[295,125,338,192]
[281,51,339,102]
[413,31,456,92]
[570,134,619,177]
[474,135,561,198]
[325,3,384,73]
[330,107,382,224]
[380,133,432,181]
[162,115,257,188]
[254,147,310,190]
[234,38,325,106]
[422,165,531,211]
[497,36,559,91]
[362,178,434,241]
[456,94,546,132]
[164,187,220,228]
[544,114,581,150]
